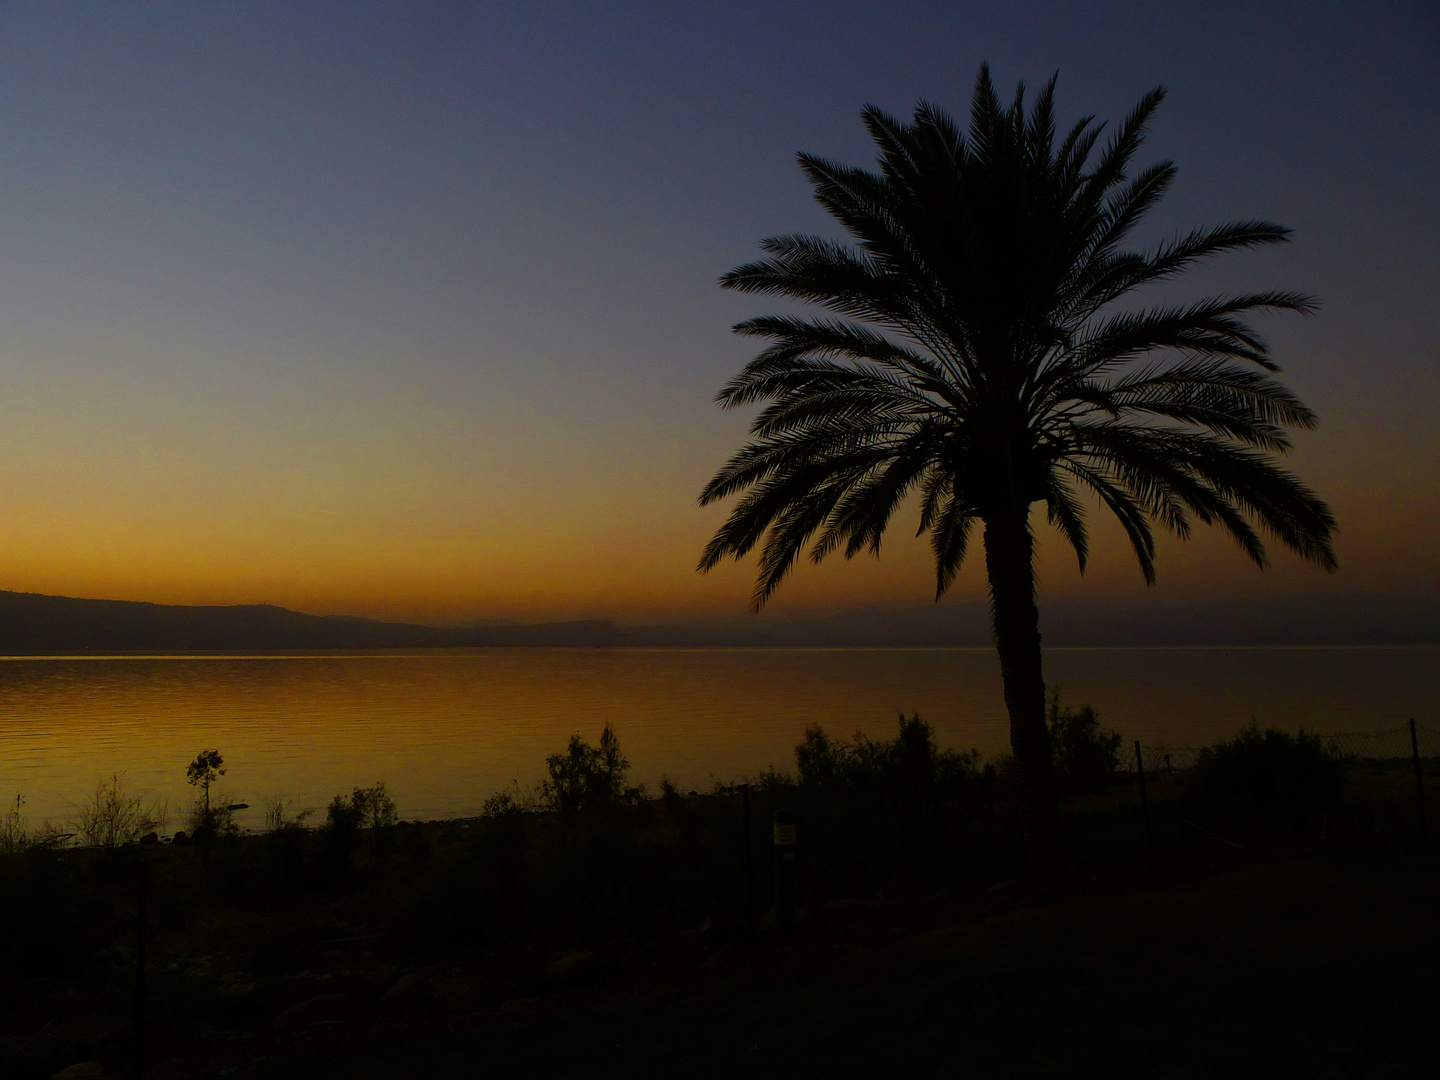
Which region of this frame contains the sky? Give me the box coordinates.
[0,1,1434,625]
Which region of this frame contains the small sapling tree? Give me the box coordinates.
[186,749,226,814]
[185,748,237,839]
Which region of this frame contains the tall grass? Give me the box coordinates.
[74,774,167,847]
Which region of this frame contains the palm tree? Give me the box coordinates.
[697,67,1337,856]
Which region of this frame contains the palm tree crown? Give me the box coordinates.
[699,67,1336,855]
[699,68,1337,605]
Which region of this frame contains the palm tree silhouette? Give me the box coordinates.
[698,67,1337,856]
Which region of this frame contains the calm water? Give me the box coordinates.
[0,646,1433,827]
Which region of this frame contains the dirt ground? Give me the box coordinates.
[9,762,1434,1080]
[218,841,1439,1080]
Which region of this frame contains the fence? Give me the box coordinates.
[1123,723,1440,775]
[1123,720,1434,877]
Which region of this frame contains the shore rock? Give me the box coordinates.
[375,973,432,1015]
[547,950,595,992]
[315,971,386,1001]
[816,897,884,921]
[517,964,548,996]
[648,918,714,965]
[245,973,319,1017]
[433,977,481,1015]
[273,993,357,1033]
[472,976,521,1007]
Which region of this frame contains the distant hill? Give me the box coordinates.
[0,588,1432,652]
[625,592,1440,648]
[0,591,625,652]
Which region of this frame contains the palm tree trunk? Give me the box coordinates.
[982,511,1061,862]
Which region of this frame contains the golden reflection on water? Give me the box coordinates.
[0,647,1433,827]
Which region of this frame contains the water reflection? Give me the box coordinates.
[0,647,1432,826]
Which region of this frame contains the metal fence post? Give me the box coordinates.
[1411,718,1428,838]
[741,783,756,963]
[773,809,796,933]
[135,859,148,1080]
[1135,741,1157,884]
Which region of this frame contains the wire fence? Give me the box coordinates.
[1123,724,1440,774]
[1325,726,1440,761]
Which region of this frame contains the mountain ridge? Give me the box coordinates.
[0,591,624,651]
[0,588,1433,652]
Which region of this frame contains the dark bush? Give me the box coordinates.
[0,849,85,975]
[1047,689,1122,792]
[541,723,634,812]
[320,788,366,885]
[796,713,982,800]
[1187,726,1344,830]
[774,715,1006,899]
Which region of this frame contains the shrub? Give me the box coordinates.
[321,782,399,876]
[263,796,313,833]
[0,844,89,976]
[323,783,398,835]
[321,794,362,885]
[1188,726,1344,829]
[481,791,521,819]
[1,795,29,853]
[0,796,68,853]
[760,716,1004,901]
[258,797,313,897]
[1047,689,1122,792]
[541,724,630,812]
[325,793,362,834]
[795,713,982,798]
[659,775,685,814]
[354,781,399,830]
[187,797,240,841]
[324,781,397,829]
[795,724,844,787]
[75,774,167,847]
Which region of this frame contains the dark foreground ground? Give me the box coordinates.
[7,754,1435,1080]
[220,844,1437,1079]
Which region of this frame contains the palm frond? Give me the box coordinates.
[701,67,1334,605]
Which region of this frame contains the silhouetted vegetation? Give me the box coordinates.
[75,773,167,847]
[0,793,68,852]
[540,724,639,811]
[1,714,1432,1080]
[0,794,25,853]
[326,781,399,833]
[698,68,1338,858]
[745,714,1006,901]
[1188,726,1345,832]
[319,782,399,884]
[1047,690,1124,792]
[184,747,240,841]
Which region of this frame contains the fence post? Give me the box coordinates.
[773,809,796,933]
[1135,741,1157,884]
[134,859,148,1080]
[1411,718,1429,838]
[741,783,756,964]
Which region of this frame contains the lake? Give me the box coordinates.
[1,646,1434,827]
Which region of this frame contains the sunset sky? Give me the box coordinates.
[0,1,1434,625]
